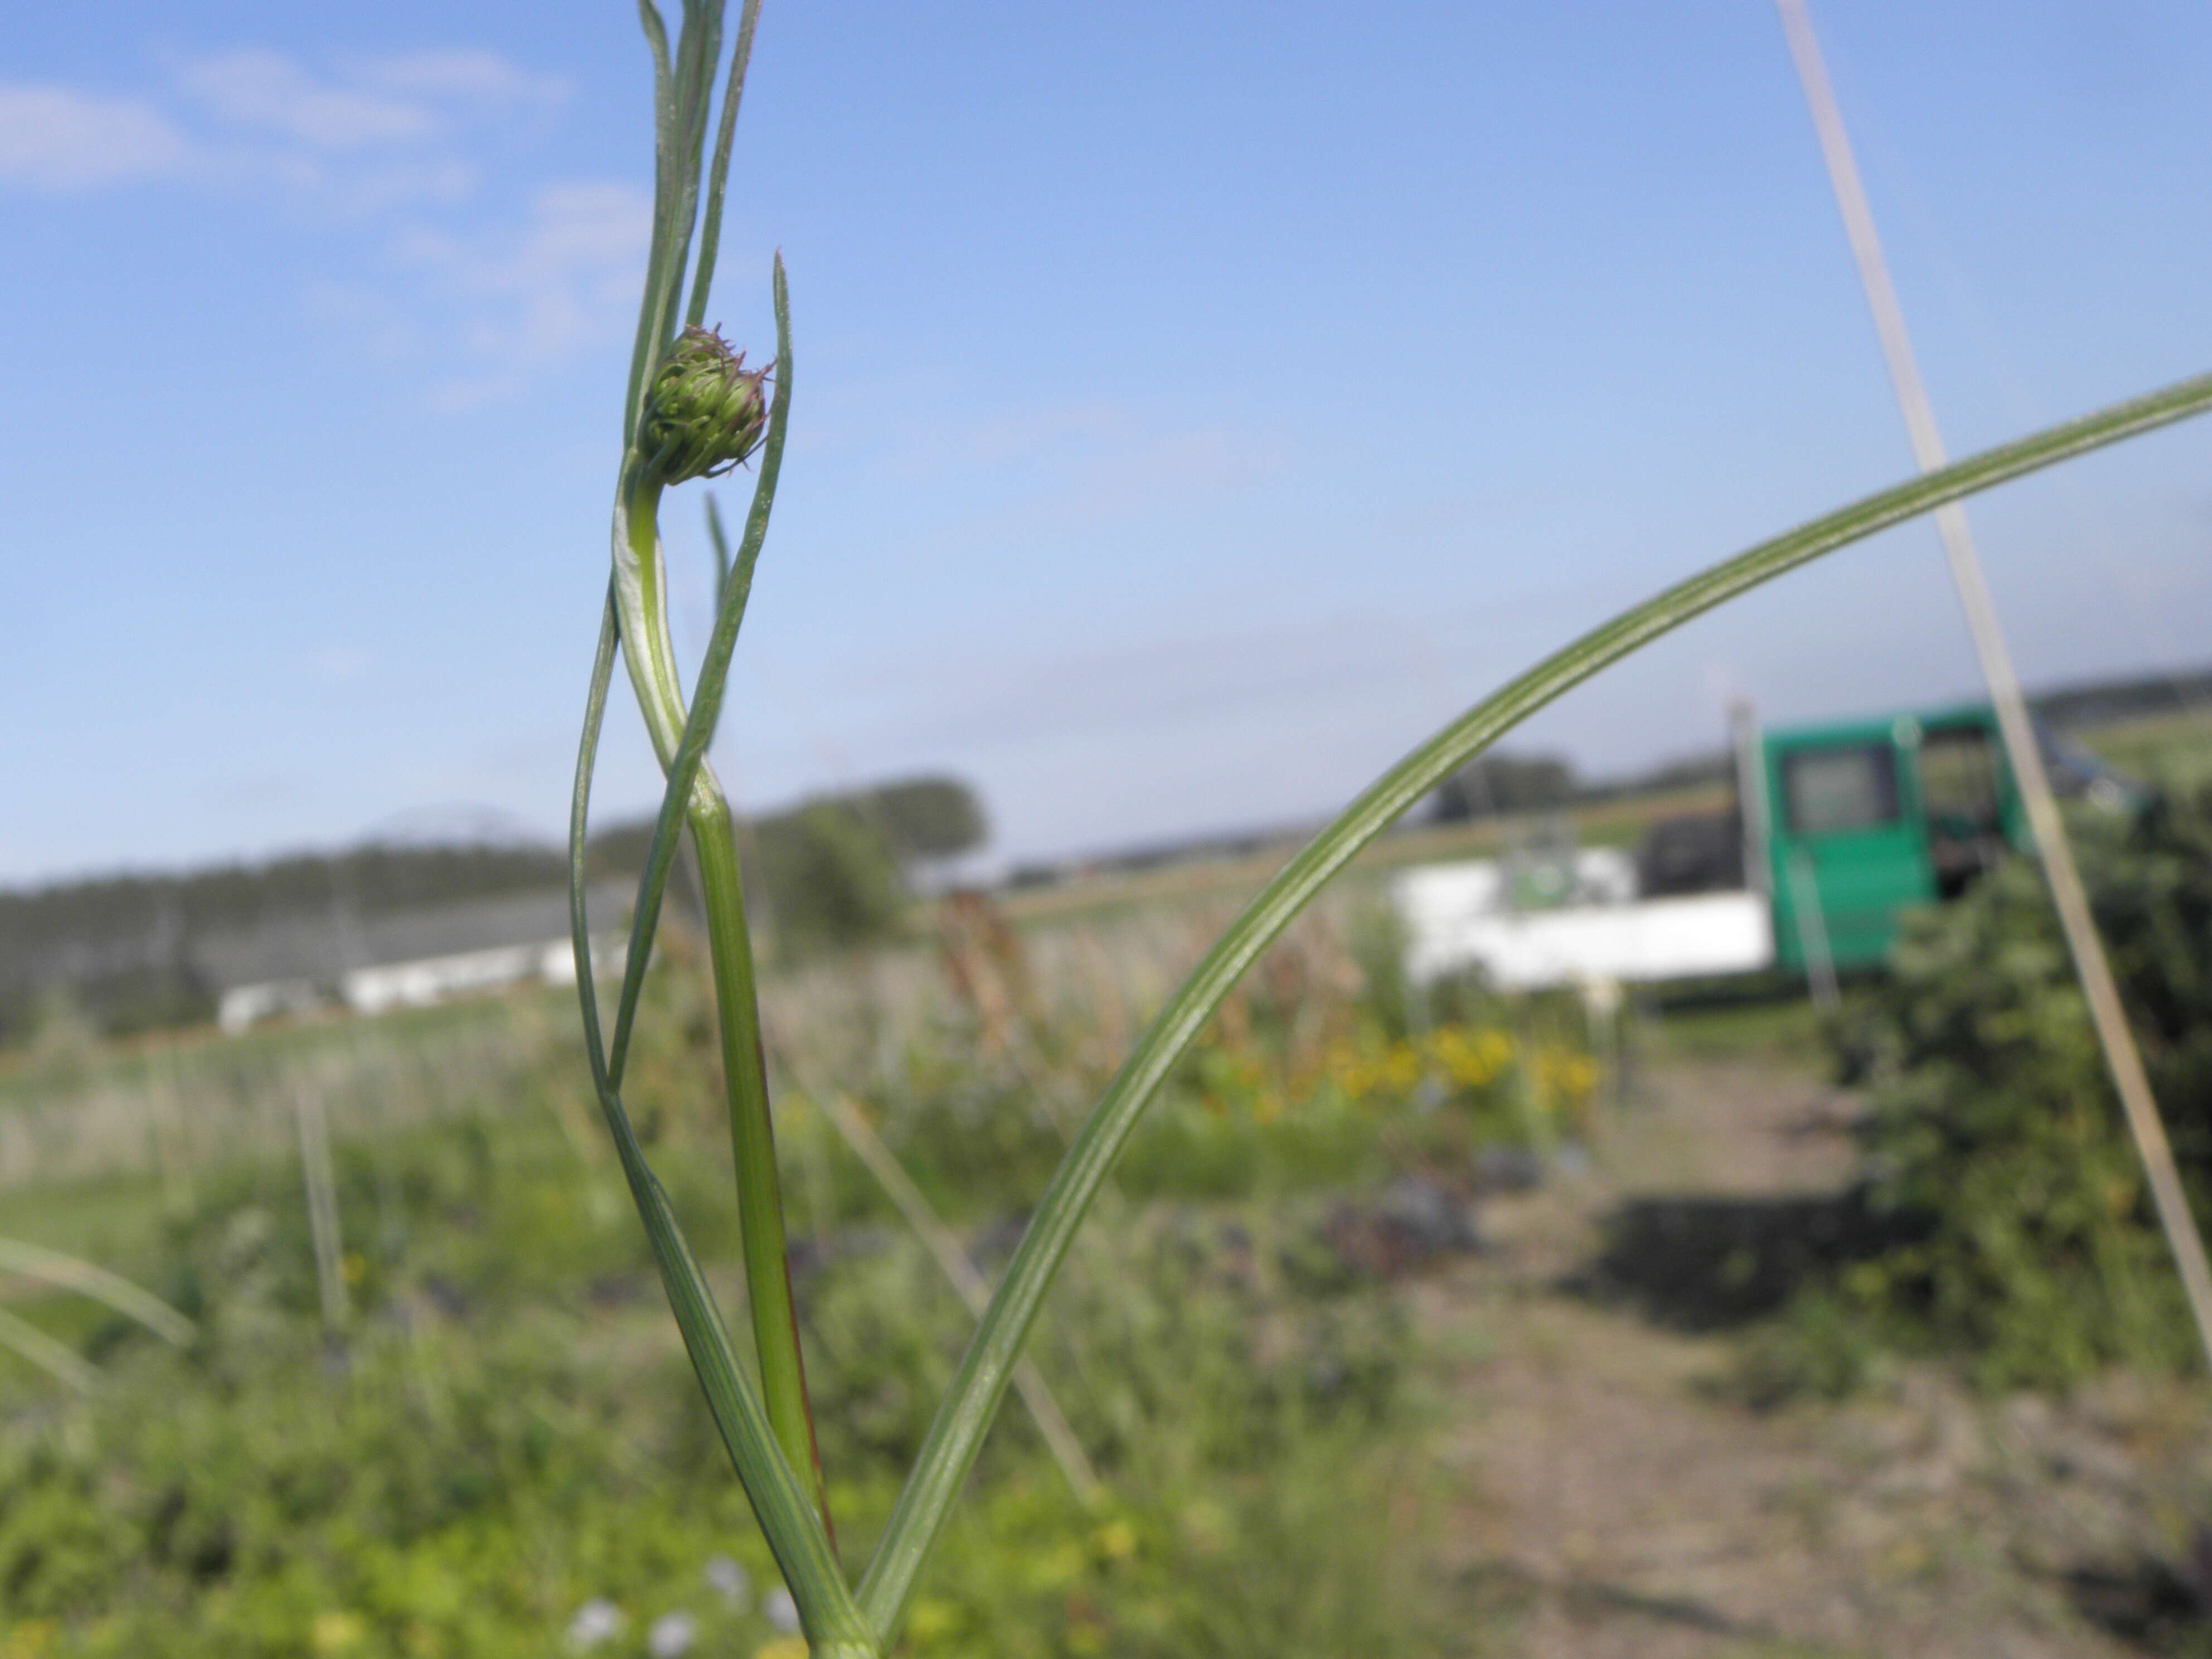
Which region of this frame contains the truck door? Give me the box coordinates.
[1769,731,1930,971]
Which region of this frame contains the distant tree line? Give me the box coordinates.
[2029,668,2212,732]
[1425,747,1740,823]
[1426,753,1580,822]
[596,775,989,959]
[0,776,986,1046]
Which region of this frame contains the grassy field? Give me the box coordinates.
[2078,705,2212,796]
[0,891,1612,1658]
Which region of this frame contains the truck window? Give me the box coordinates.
[1782,743,1899,836]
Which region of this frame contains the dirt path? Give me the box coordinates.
[1414,1049,2212,1658]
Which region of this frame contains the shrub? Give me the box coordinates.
[1838,783,2212,1388]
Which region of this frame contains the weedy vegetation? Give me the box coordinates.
[0,895,1583,1656]
[1730,775,2212,1401]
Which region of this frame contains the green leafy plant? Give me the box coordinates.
[567,3,2212,1650]
[1826,782,2212,1390]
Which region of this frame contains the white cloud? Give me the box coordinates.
[0,85,192,191]
[356,50,568,108]
[0,48,630,400]
[172,48,564,153]
[177,49,436,149]
[399,181,653,404]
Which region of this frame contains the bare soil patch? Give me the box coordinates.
[1414,1049,2212,1658]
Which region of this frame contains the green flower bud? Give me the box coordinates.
[638,326,773,486]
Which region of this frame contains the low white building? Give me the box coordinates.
[204,884,634,1034]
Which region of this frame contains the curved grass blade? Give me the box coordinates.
[0,1304,97,1394]
[857,367,2212,1642]
[0,1238,194,1347]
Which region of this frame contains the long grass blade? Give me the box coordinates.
[0,1304,97,1394]
[624,1,681,434]
[686,0,762,329]
[857,367,2212,1642]
[0,1238,194,1347]
[643,3,724,387]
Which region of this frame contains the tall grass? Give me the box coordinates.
[0,892,1492,1653]
[0,1000,566,1195]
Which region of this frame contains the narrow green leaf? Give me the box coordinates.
[686,0,763,329]
[857,366,2212,1642]
[644,2,723,385]
[568,588,622,1086]
[708,492,733,613]
[624,1,681,434]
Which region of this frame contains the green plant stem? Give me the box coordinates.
[570,591,869,1653]
[614,484,828,1539]
[607,254,828,1540]
[856,367,2212,1644]
[691,785,830,1528]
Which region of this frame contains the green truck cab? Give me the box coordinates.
[1762,704,2026,974]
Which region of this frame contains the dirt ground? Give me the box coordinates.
[1414,1043,2212,1659]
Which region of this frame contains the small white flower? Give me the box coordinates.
[703,1554,751,1612]
[567,1599,625,1651]
[647,1610,698,1658]
[764,1587,800,1634]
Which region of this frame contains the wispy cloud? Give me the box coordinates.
[399,180,653,405]
[353,50,567,108]
[0,86,191,191]
[177,49,439,149]
[0,48,627,401]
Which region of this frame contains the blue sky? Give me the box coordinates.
[5,1,2210,884]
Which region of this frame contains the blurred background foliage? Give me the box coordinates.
[0,879,1579,1658]
[1747,775,2212,1396]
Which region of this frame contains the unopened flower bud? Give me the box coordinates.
[638,326,772,485]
